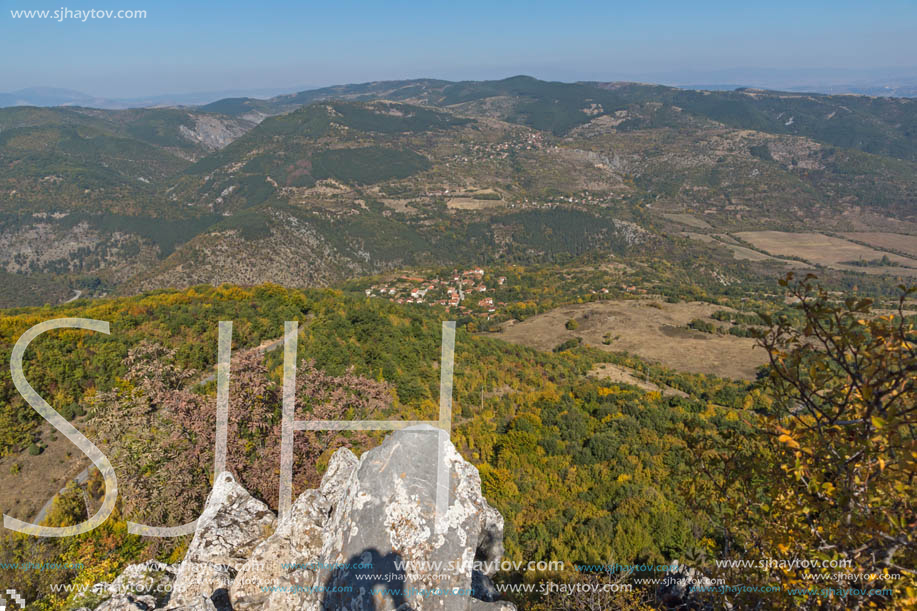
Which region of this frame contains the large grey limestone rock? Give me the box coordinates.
[86,431,513,611]
[168,472,276,610]
[316,425,510,611]
[230,449,358,611]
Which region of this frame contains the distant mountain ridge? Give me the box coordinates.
[5,70,917,110]
[0,86,313,110]
[0,76,915,307]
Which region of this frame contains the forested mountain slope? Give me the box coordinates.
[1,77,914,308]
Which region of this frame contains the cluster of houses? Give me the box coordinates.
[363,269,509,316]
[363,267,633,317]
[445,131,545,165]
[520,190,619,208]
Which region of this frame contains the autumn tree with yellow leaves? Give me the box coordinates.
[692,274,916,609]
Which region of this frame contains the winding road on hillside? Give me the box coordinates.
[62,290,83,304]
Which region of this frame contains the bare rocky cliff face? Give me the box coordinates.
[178,115,259,156]
[78,426,515,611]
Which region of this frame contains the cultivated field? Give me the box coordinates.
[494,299,768,380]
[841,232,917,258]
[663,213,713,229]
[446,198,504,210]
[735,231,917,277]
[683,232,796,263]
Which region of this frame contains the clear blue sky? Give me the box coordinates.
[2,0,916,97]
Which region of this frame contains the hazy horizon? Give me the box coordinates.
[3,0,916,99]
[4,66,917,108]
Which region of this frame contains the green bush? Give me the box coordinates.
[553,337,582,352]
[59,404,84,420]
[688,318,716,334]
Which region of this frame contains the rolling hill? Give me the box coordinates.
[0,77,914,307]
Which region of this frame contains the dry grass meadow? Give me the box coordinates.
[494,299,768,380]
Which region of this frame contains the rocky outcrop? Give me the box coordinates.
[168,473,277,610]
[178,115,256,154]
[230,481,337,610]
[87,428,513,611]
[656,560,726,610]
[318,425,506,611]
[93,594,159,611]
